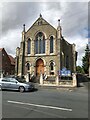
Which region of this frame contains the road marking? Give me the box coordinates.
[7,100,72,112]
[5,103,65,118]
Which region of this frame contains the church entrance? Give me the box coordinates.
[36,58,44,76]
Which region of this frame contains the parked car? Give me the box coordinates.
[0,77,35,92]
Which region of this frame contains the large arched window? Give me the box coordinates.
[35,32,45,54]
[50,36,54,53]
[27,38,31,54]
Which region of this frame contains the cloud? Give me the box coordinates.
[1,29,21,56]
[61,2,88,37]
[2,2,41,35]
[0,2,88,66]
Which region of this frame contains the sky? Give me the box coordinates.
[0,1,89,66]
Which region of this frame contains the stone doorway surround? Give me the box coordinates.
[36,58,44,76]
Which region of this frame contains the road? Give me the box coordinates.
[1,83,88,118]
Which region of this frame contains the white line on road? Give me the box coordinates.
[7,100,72,112]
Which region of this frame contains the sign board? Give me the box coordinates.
[59,67,71,76]
[67,70,71,76]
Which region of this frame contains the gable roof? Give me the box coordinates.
[0,48,15,66]
[8,55,15,65]
[26,14,57,33]
[0,48,8,55]
[0,48,4,51]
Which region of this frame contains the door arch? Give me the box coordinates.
[36,58,44,76]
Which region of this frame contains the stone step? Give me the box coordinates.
[46,76,56,81]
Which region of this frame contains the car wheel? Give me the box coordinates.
[19,86,25,92]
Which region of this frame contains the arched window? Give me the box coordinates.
[50,36,54,53]
[50,61,54,75]
[26,63,30,71]
[27,38,31,54]
[35,32,45,54]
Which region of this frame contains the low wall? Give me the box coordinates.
[40,74,77,87]
[43,80,73,86]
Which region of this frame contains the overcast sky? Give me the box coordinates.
[0,1,88,66]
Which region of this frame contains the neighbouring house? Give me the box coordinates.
[8,55,16,75]
[0,48,15,77]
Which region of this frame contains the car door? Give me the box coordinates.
[1,78,10,89]
[8,78,19,90]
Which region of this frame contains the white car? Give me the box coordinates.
[0,77,34,92]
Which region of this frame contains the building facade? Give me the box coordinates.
[15,15,77,79]
[0,48,15,77]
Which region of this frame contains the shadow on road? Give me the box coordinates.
[1,88,38,93]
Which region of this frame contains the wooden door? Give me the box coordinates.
[36,59,44,76]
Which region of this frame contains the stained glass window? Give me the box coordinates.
[35,32,45,54]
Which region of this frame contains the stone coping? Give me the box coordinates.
[39,84,75,87]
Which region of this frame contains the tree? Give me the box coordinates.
[82,44,89,74]
[76,66,84,74]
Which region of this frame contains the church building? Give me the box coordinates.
[15,14,77,80]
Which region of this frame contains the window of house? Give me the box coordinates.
[50,36,54,53]
[27,38,31,54]
[35,32,45,54]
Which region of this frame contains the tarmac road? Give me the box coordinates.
[1,84,88,118]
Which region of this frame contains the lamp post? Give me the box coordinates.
[88,50,90,78]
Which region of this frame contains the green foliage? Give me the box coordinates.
[76,66,84,74]
[82,44,89,74]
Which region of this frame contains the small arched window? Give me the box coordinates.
[27,38,31,54]
[50,61,54,71]
[50,36,54,53]
[26,63,30,71]
[38,20,42,25]
[50,61,54,75]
